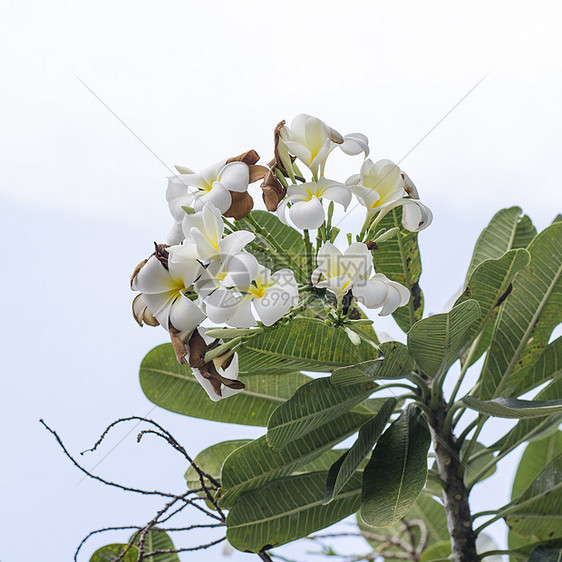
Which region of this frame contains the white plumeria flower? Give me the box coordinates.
[131,245,206,334]
[348,159,433,232]
[166,159,250,218]
[312,242,410,315]
[182,203,255,261]
[194,252,259,299]
[353,272,410,316]
[347,158,406,216]
[312,242,372,299]
[277,178,351,230]
[192,329,243,402]
[205,266,299,328]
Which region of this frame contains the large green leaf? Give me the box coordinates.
[139,344,310,425]
[266,377,376,450]
[465,207,533,283]
[359,494,448,560]
[492,377,562,453]
[91,530,179,562]
[226,471,362,552]
[331,342,415,386]
[456,248,530,345]
[324,398,397,504]
[407,300,481,378]
[478,222,562,400]
[219,411,369,506]
[503,453,562,540]
[361,404,431,527]
[508,432,562,557]
[463,396,562,419]
[236,210,309,282]
[504,337,562,398]
[185,439,251,506]
[90,544,139,562]
[238,317,377,374]
[370,207,424,332]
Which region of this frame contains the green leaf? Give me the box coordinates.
[504,337,562,398]
[238,317,377,374]
[420,541,452,562]
[219,411,369,506]
[90,530,179,562]
[478,222,562,400]
[236,210,309,282]
[361,404,431,527]
[407,300,481,378]
[492,377,562,453]
[133,530,180,561]
[90,544,139,562]
[370,207,424,332]
[266,377,376,450]
[528,545,562,562]
[226,471,362,552]
[331,342,415,386]
[463,396,562,419]
[503,453,562,540]
[324,398,397,504]
[359,494,448,560]
[465,207,529,283]
[185,439,250,507]
[513,214,538,249]
[463,441,497,487]
[139,344,310,425]
[456,248,531,347]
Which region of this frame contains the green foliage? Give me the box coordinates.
[370,207,425,332]
[330,341,415,386]
[407,300,480,378]
[462,396,562,419]
[360,405,431,527]
[90,530,179,562]
[238,317,377,373]
[478,222,562,400]
[324,398,396,504]
[266,377,377,450]
[226,471,362,552]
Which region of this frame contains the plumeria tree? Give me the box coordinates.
[72,115,561,561]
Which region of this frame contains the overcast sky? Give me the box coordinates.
[1,1,561,561]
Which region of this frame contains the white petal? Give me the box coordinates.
[218,162,250,193]
[283,141,312,166]
[191,228,219,261]
[321,182,352,209]
[315,274,353,297]
[132,256,174,294]
[289,113,312,139]
[346,173,361,187]
[222,253,259,287]
[339,133,369,157]
[353,278,388,309]
[227,296,257,328]
[168,245,204,286]
[316,242,343,278]
[379,285,402,316]
[402,172,419,199]
[142,291,175,328]
[309,137,333,174]
[304,116,331,152]
[199,159,228,186]
[402,199,433,231]
[289,198,325,230]
[219,230,255,256]
[166,222,185,245]
[169,294,206,332]
[254,289,290,326]
[205,288,243,324]
[194,262,222,298]
[199,184,231,214]
[344,242,373,280]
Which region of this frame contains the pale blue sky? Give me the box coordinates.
[1,1,561,560]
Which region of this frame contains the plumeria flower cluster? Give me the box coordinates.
[131,114,433,401]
